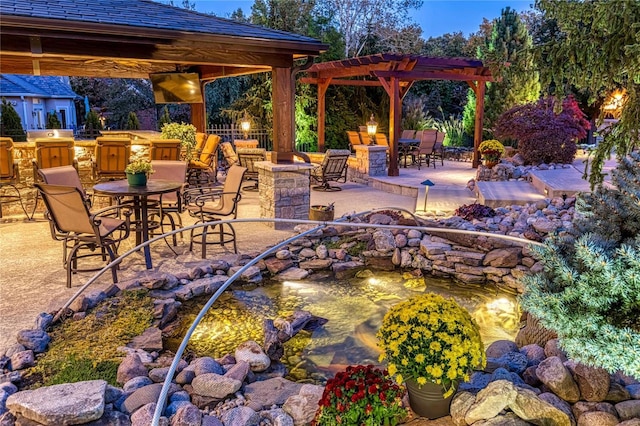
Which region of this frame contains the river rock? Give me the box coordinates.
[576,411,619,426]
[261,408,294,426]
[486,340,519,358]
[373,230,396,251]
[544,339,568,362]
[220,406,260,426]
[224,361,250,383]
[123,376,154,393]
[520,344,546,367]
[192,357,224,376]
[450,391,476,426]
[170,403,202,426]
[565,361,610,402]
[9,351,34,370]
[6,380,106,425]
[273,267,309,281]
[487,352,528,374]
[244,377,303,409]
[536,356,580,402]
[16,329,49,353]
[465,380,517,424]
[538,392,575,425]
[191,373,241,399]
[615,400,640,421]
[483,248,520,268]
[509,386,572,426]
[606,382,631,402]
[235,341,270,372]
[122,383,180,414]
[117,353,148,385]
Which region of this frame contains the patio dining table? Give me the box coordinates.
[93,179,184,269]
[398,138,420,168]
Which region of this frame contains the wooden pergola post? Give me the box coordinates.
[317,78,331,152]
[272,66,295,163]
[388,77,401,177]
[471,80,486,168]
[190,102,206,133]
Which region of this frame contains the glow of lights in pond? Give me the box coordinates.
[168,273,521,383]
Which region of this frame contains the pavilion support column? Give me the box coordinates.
[317,78,330,152]
[272,67,295,163]
[388,76,401,177]
[190,103,206,133]
[472,80,486,168]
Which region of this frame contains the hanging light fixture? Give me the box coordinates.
[240,111,251,140]
[366,114,378,145]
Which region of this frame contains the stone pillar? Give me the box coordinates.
[351,145,387,183]
[256,161,314,230]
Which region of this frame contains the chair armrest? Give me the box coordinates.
[183,186,223,205]
[91,204,133,218]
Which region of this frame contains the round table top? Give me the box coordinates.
[398,138,420,144]
[93,179,183,196]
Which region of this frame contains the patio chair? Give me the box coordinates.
[375,133,389,147]
[415,129,438,170]
[32,137,78,180]
[346,131,365,151]
[219,141,239,174]
[148,160,188,246]
[185,165,247,258]
[310,149,351,191]
[401,130,416,139]
[34,183,132,288]
[188,134,220,186]
[194,132,207,153]
[149,139,182,161]
[359,131,373,145]
[38,165,91,208]
[431,131,446,167]
[92,137,131,181]
[0,137,30,219]
[237,148,266,191]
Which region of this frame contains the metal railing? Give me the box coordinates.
[206,124,272,150]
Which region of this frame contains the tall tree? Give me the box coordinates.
[534,0,640,186]
[463,7,540,138]
[318,0,423,57]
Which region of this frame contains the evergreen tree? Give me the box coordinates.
[85,110,103,134]
[46,111,62,129]
[157,106,171,130]
[0,98,26,142]
[519,153,640,377]
[462,7,540,137]
[125,112,140,130]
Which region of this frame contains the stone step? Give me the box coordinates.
[476,181,545,208]
[529,168,591,198]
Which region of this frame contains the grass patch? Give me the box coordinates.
[26,290,154,387]
[319,236,369,257]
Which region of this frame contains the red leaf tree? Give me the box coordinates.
[494,96,591,165]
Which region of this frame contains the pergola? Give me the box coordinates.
[302,53,494,174]
[0,0,327,163]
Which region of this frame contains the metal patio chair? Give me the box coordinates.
[310,149,351,191]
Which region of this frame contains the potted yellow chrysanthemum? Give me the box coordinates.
[376,293,485,419]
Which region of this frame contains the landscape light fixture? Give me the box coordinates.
[240,111,251,140]
[367,114,378,145]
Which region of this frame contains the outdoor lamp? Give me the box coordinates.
[240,112,251,140]
[367,114,378,145]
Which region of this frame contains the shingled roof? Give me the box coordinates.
[0,75,79,98]
[0,0,320,45]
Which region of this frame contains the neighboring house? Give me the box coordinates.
[0,74,80,131]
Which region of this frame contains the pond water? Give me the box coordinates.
[165,272,521,384]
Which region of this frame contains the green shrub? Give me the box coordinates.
[85,110,103,132]
[161,122,196,160]
[46,111,61,129]
[125,111,140,130]
[0,98,26,142]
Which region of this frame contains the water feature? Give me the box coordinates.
[165,271,521,384]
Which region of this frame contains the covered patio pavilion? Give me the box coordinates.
[0,0,328,163]
[302,53,494,175]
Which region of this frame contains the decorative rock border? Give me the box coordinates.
[0,201,585,424]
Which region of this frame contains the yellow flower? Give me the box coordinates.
[415,354,425,363]
[417,377,427,385]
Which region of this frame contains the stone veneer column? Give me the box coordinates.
[352,145,388,183]
[256,161,314,230]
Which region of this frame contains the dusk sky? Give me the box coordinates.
[189,0,534,39]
